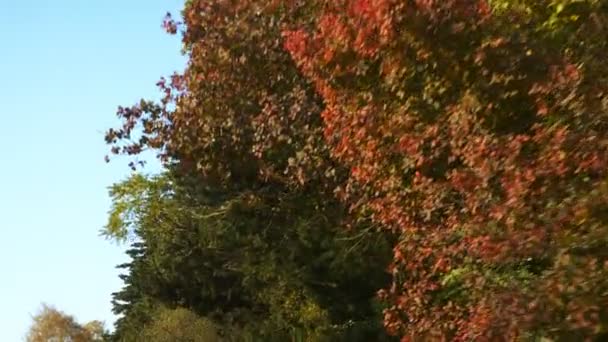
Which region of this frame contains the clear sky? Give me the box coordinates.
[0,1,185,340]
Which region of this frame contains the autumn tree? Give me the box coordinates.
[26,304,107,342]
[283,0,608,339]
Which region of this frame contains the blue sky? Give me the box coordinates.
[0,0,185,339]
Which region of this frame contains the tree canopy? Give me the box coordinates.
[102,0,608,341]
[25,304,107,342]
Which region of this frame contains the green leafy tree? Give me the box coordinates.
[105,171,394,341]
[138,306,220,342]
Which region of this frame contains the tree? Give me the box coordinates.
[138,306,220,342]
[105,0,395,340]
[105,170,394,341]
[283,0,608,339]
[26,304,107,342]
[105,0,608,340]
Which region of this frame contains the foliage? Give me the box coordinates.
[138,306,221,342]
[106,170,394,341]
[105,1,396,340]
[105,0,334,192]
[104,0,608,340]
[26,304,107,342]
[283,0,608,339]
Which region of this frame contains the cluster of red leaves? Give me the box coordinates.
[285,0,608,339]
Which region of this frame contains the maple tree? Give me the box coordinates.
[105,0,608,340]
[283,0,608,339]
